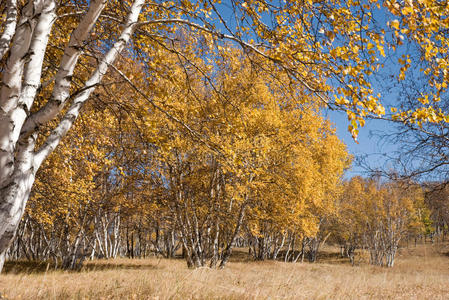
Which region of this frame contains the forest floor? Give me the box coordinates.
[0,242,448,299]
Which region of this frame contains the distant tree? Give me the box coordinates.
[424,185,449,241]
[333,177,427,267]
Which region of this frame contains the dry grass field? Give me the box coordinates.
[0,243,448,299]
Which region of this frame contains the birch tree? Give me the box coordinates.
[0,0,145,271]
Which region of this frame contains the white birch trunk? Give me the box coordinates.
[0,0,45,185]
[0,0,18,60]
[34,0,144,168]
[0,0,57,272]
[0,0,145,272]
[20,0,108,138]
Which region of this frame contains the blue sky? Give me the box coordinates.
[327,109,398,178]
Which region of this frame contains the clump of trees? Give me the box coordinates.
[6,48,352,269]
[330,177,431,267]
[424,185,449,242]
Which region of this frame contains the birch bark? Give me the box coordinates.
[0,0,18,60]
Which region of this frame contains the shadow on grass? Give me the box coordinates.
[3,247,362,275]
[3,259,160,274]
[82,262,159,272]
[316,250,351,264]
[228,248,253,263]
[226,248,353,265]
[2,260,54,274]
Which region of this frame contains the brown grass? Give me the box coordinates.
[1,243,448,299]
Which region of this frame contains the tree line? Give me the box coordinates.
[4,50,445,270]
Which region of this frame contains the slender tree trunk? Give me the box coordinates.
[219,203,247,268]
[0,137,36,271]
